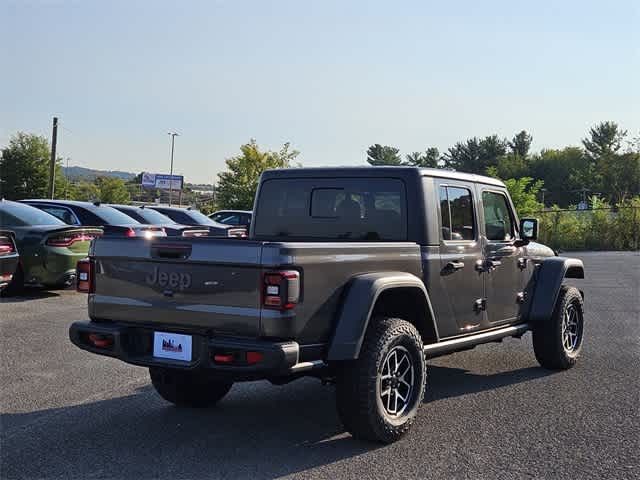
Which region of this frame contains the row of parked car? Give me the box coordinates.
[0,199,252,295]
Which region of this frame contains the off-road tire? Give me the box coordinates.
[335,317,426,443]
[532,286,584,370]
[149,367,233,408]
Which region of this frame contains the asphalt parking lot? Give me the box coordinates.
[1,251,638,479]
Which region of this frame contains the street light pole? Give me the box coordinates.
[167,132,179,206]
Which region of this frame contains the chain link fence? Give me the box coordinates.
[533,206,640,251]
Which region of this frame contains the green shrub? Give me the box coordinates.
[537,197,640,251]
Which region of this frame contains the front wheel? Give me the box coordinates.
[335,317,426,443]
[532,286,584,370]
[149,367,233,408]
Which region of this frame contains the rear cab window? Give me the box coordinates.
[253,178,407,241]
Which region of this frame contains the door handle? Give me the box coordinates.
[446,260,465,271]
[495,245,517,256]
[487,259,502,269]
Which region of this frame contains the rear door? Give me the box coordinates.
[436,181,485,334]
[479,188,524,324]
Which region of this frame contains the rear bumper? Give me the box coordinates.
[69,321,324,380]
[0,254,19,289]
[24,249,84,286]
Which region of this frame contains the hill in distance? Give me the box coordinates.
[63,166,137,181]
[62,166,211,189]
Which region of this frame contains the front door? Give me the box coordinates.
[437,183,485,335]
[480,189,524,325]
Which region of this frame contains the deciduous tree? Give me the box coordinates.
[95,177,131,204]
[217,139,299,210]
[0,132,64,200]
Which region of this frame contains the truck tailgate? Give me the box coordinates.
[89,237,264,336]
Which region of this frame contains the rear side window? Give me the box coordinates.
[254,178,407,241]
[40,206,79,225]
[439,186,475,241]
[88,206,140,225]
[114,208,146,223]
[154,209,192,224]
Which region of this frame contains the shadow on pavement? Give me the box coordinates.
[1,380,376,479]
[425,365,554,402]
[1,362,556,479]
[0,288,62,303]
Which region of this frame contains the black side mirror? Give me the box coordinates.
[520,218,538,242]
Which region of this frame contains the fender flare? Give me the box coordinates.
[327,271,437,361]
[526,257,584,323]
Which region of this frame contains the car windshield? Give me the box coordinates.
[89,206,141,225]
[0,202,65,226]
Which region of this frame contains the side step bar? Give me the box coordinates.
[424,323,531,359]
[289,360,326,373]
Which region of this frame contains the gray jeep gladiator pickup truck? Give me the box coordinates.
[70,167,585,443]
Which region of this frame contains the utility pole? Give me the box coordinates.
[65,157,70,199]
[48,117,58,199]
[167,132,179,206]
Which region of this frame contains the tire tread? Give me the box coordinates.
[336,317,426,443]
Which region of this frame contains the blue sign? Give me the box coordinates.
[141,172,183,190]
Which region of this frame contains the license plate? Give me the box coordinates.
[153,332,192,362]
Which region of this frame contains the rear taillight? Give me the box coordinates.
[263,270,300,310]
[76,258,95,293]
[182,229,209,237]
[46,233,96,247]
[125,228,136,237]
[0,236,16,255]
[141,228,166,239]
[227,228,247,238]
[86,333,113,349]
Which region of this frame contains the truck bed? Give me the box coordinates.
[88,236,423,343]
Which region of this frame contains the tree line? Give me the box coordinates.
[2,121,638,217]
[366,121,640,209]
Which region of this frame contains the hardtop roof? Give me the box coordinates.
[261,166,504,187]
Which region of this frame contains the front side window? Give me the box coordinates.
[439,186,475,241]
[482,191,515,241]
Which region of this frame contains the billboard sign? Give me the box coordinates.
[141,173,183,191]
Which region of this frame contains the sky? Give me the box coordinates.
[1,0,639,183]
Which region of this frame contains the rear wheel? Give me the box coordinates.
[149,367,233,408]
[532,286,584,370]
[335,317,426,443]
